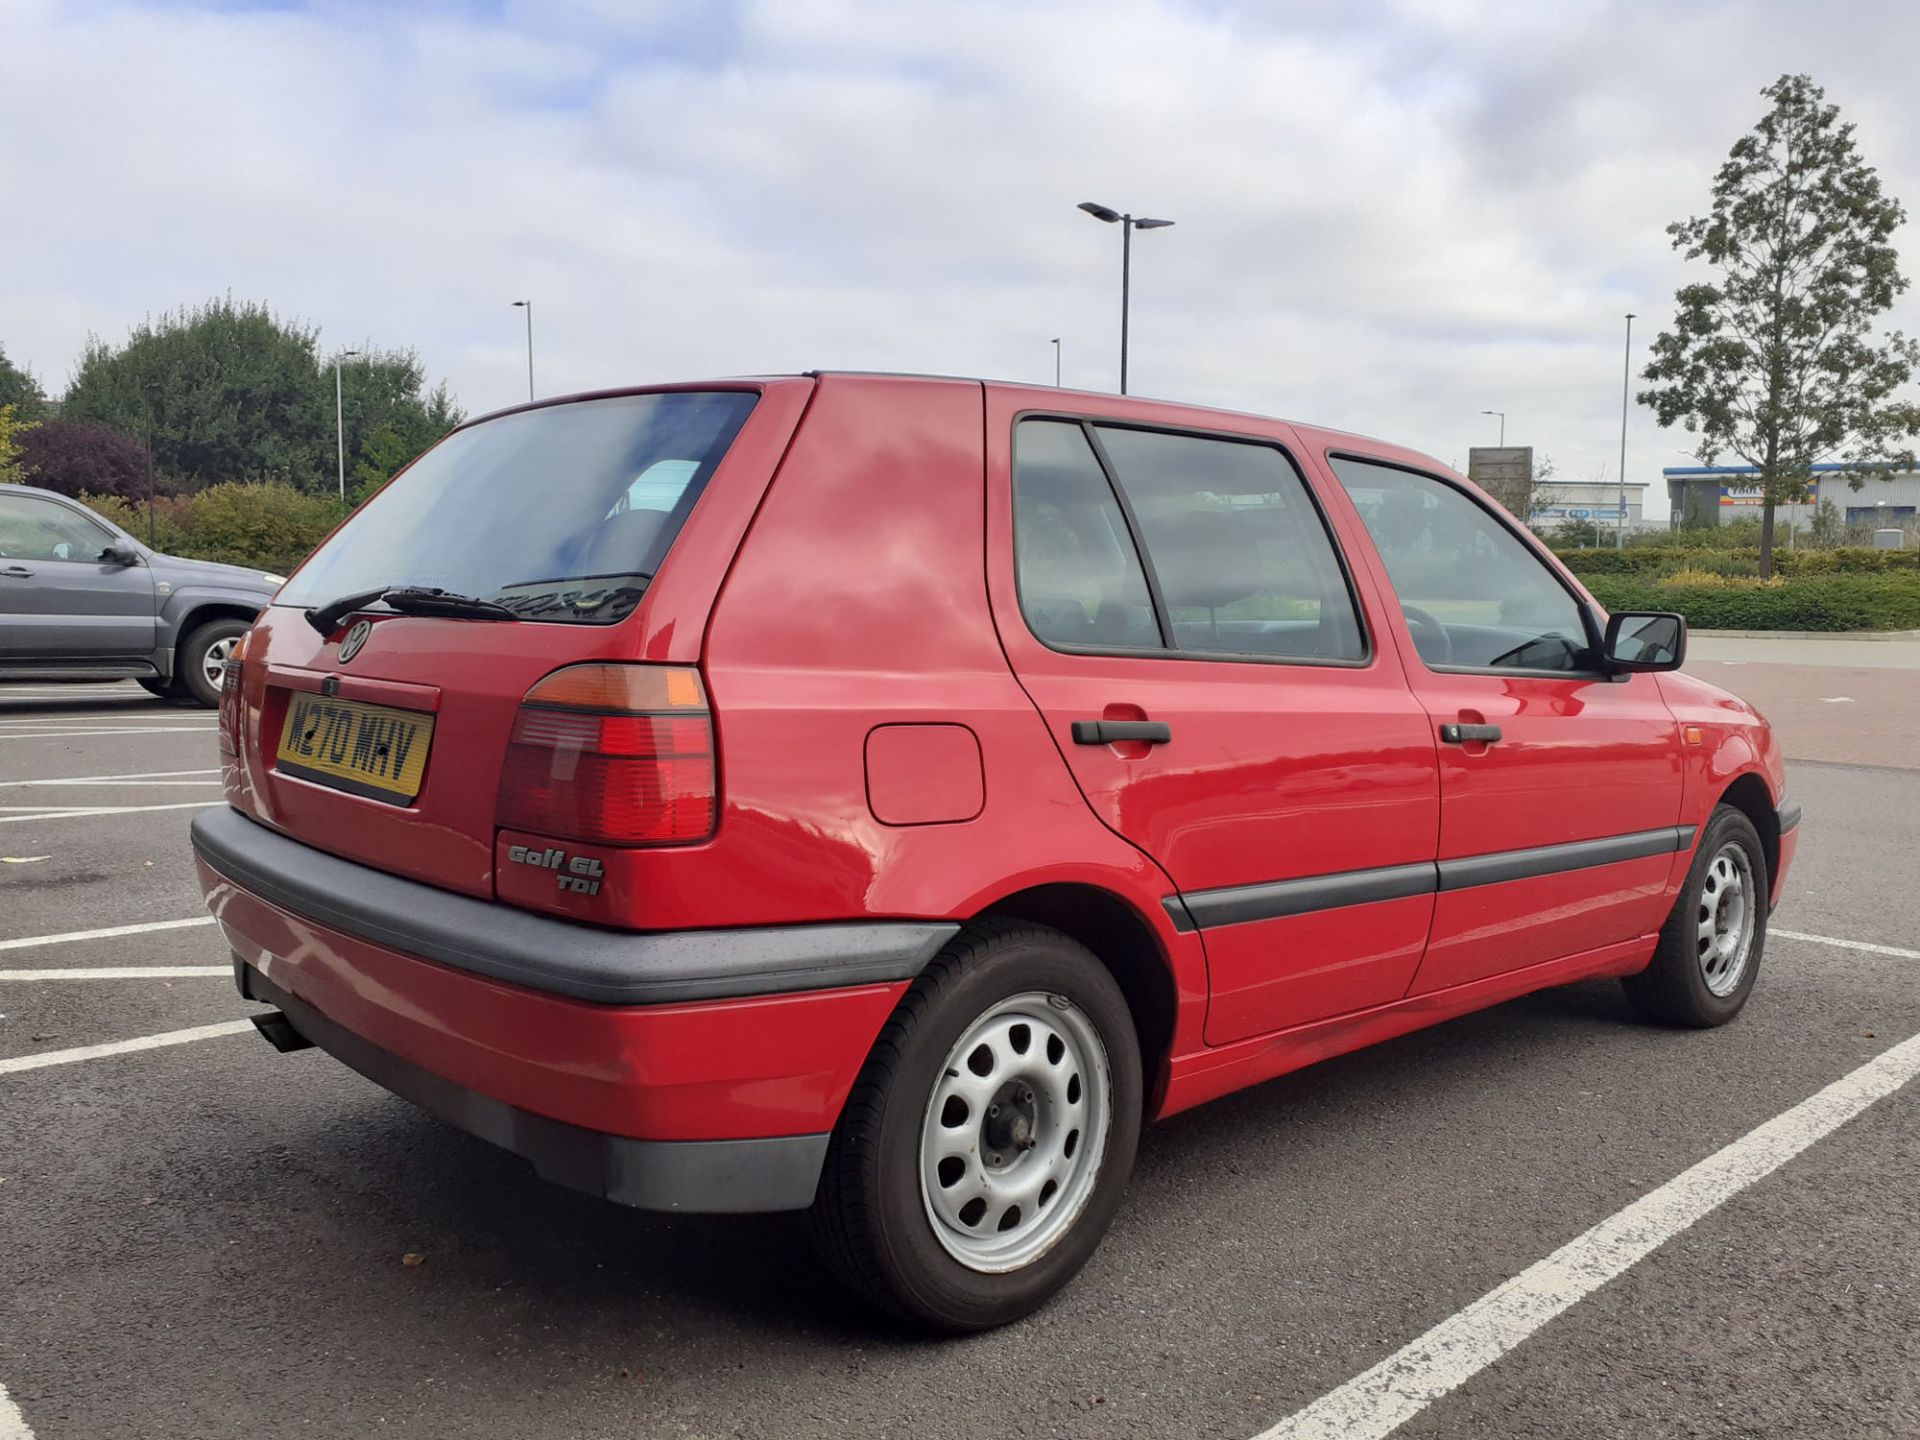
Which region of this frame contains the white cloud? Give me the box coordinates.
[4,0,1919,514]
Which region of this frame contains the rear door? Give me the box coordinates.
[0,491,154,659]
[1321,452,1685,992]
[986,392,1440,1045]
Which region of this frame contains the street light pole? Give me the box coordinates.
[1480,409,1506,446]
[1051,337,1062,387]
[1617,312,1635,550]
[1078,202,1174,395]
[511,300,534,401]
[335,349,362,501]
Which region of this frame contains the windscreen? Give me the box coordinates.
[279,391,758,625]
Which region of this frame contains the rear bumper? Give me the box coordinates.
[193,806,947,1212]
[240,960,829,1212]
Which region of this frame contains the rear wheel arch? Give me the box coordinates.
[971,882,1178,1109]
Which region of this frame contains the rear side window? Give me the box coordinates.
[1329,455,1591,671]
[280,392,757,625]
[1093,426,1365,661]
[1012,421,1159,651]
[1013,420,1366,663]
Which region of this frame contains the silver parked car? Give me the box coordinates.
[0,484,283,707]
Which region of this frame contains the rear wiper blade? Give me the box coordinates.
[378,587,519,621]
[305,586,392,636]
[304,585,517,636]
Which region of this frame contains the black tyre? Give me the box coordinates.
[173,618,249,708]
[1622,804,1768,1027]
[809,920,1143,1332]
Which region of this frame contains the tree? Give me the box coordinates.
[0,344,48,420]
[1640,75,1920,577]
[0,405,36,484]
[60,297,463,494]
[16,419,151,499]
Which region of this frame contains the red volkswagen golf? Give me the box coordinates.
[195,374,1796,1330]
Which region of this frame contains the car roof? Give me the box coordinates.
[453,371,1461,481]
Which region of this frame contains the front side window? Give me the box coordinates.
[1330,456,1591,671]
[0,494,115,563]
[1094,426,1365,661]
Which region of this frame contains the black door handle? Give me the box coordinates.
[0,565,33,579]
[1072,720,1172,746]
[1440,723,1502,744]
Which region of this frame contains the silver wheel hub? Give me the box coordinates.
[201,635,238,688]
[1697,841,1757,997]
[918,992,1112,1274]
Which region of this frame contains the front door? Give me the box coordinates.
[0,491,156,660]
[986,397,1441,1045]
[1322,453,1685,993]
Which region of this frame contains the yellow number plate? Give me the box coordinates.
[275,692,435,804]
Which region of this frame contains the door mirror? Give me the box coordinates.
[1602,611,1685,673]
[101,543,143,568]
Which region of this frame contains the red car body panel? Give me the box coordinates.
[198,372,1795,1209]
[201,855,907,1140]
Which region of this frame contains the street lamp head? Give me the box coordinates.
[511,299,529,308]
[1133,217,1175,230]
[1481,409,1501,417]
[1078,202,1121,224]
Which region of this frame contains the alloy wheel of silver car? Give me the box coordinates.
[1696,841,1757,998]
[201,634,240,690]
[918,992,1112,1274]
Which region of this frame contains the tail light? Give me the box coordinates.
[496,664,716,846]
[217,630,250,756]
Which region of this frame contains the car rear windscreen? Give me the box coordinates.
[279,391,758,625]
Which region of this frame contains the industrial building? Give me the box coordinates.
[1665,463,1920,530]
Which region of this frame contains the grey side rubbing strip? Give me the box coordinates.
[1436,826,1691,892]
[192,806,956,1005]
[1778,799,1803,834]
[1175,862,1436,931]
[1164,825,1696,932]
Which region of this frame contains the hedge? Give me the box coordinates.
[1584,572,1920,631]
[1556,546,1920,577]
[83,483,348,575]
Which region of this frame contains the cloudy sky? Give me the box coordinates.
[5,0,1919,515]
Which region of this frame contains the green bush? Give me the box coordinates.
[1585,572,1920,631]
[81,482,345,574]
[186,483,347,574]
[1555,545,1916,578]
[81,492,195,554]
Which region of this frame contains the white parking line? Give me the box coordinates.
[1252,1026,1920,1440]
[0,1020,256,1077]
[0,966,230,980]
[0,800,224,824]
[0,768,220,788]
[0,917,215,952]
[0,727,215,741]
[0,1379,30,1440]
[1774,928,1920,961]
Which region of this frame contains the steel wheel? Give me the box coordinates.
[1696,840,1757,997]
[201,634,239,690]
[918,991,1112,1274]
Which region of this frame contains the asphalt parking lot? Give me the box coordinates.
[2,644,1916,1440]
